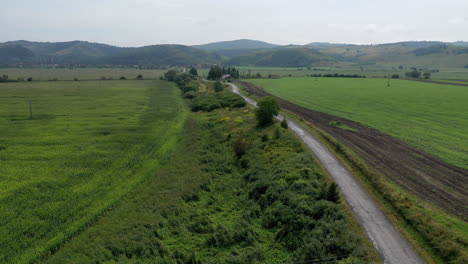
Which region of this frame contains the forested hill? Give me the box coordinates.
[1,39,468,68]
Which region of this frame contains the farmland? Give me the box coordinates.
[248,77,468,169]
[0,80,187,263]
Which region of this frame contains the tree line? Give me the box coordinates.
[207,66,240,80]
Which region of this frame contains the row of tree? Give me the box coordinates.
[310,73,366,78]
[405,70,431,79]
[207,66,240,80]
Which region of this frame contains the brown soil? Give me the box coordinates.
[238,81,468,220]
[417,79,468,87]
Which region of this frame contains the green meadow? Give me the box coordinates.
[249,77,468,169]
[0,80,187,263]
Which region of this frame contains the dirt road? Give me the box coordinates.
[229,82,426,264]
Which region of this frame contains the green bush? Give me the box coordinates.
[255,97,280,126]
[190,92,245,112]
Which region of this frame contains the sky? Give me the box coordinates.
[1,0,468,47]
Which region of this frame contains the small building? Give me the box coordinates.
[221,74,231,80]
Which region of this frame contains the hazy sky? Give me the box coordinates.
[2,0,467,47]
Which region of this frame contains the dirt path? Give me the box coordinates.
[229,82,425,264]
[237,81,468,220]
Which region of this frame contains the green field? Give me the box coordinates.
[232,66,468,79]
[248,77,468,169]
[0,80,187,263]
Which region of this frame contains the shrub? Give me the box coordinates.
[27,77,33,82]
[214,81,223,92]
[324,183,340,203]
[233,136,248,159]
[119,76,126,80]
[183,91,196,99]
[274,128,281,139]
[281,119,288,129]
[391,74,399,79]
[136,74,143,79]
[255,97,280,126]
[190,92,245,112]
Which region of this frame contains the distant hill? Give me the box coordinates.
[305,42,351,47]
[313,42,468,67]
[193,39,279,51]
[0,41,221,66]
[106,45,222,66]
[228,47,334,67]
[1,39,468,68]
[0,45,35,64]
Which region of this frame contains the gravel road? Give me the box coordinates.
[229,82,426,264]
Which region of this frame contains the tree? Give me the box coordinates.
[136,74,143,79]
[465,64,468,69]
[189,68,198,76]
[391,74,399,79]
[422,72,431,79]
[207,66,223,80]
[213,81,223,92]
[405,70,421,79]
[255,97,280,126]
[164,69,179,81]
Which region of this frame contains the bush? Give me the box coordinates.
[190,92,245,112]
[233,137,248,159]
[136,74,143,79]
[214,81,223,92]
[391,74,399,79]
[255,97,280,126]
[281,119,288,129]
[183,91,196,99]
[27,77,33,82]
[120,76,126,80]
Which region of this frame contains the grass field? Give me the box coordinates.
[233,66,468,79]
[248,77,468,169]
[0,80,187,263]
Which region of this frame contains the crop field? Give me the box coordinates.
[0,80,187,263]
[248,77,468,170]
[0,68,169,81]
[232,66,468,79]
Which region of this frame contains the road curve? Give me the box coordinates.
[229,82,425,264]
